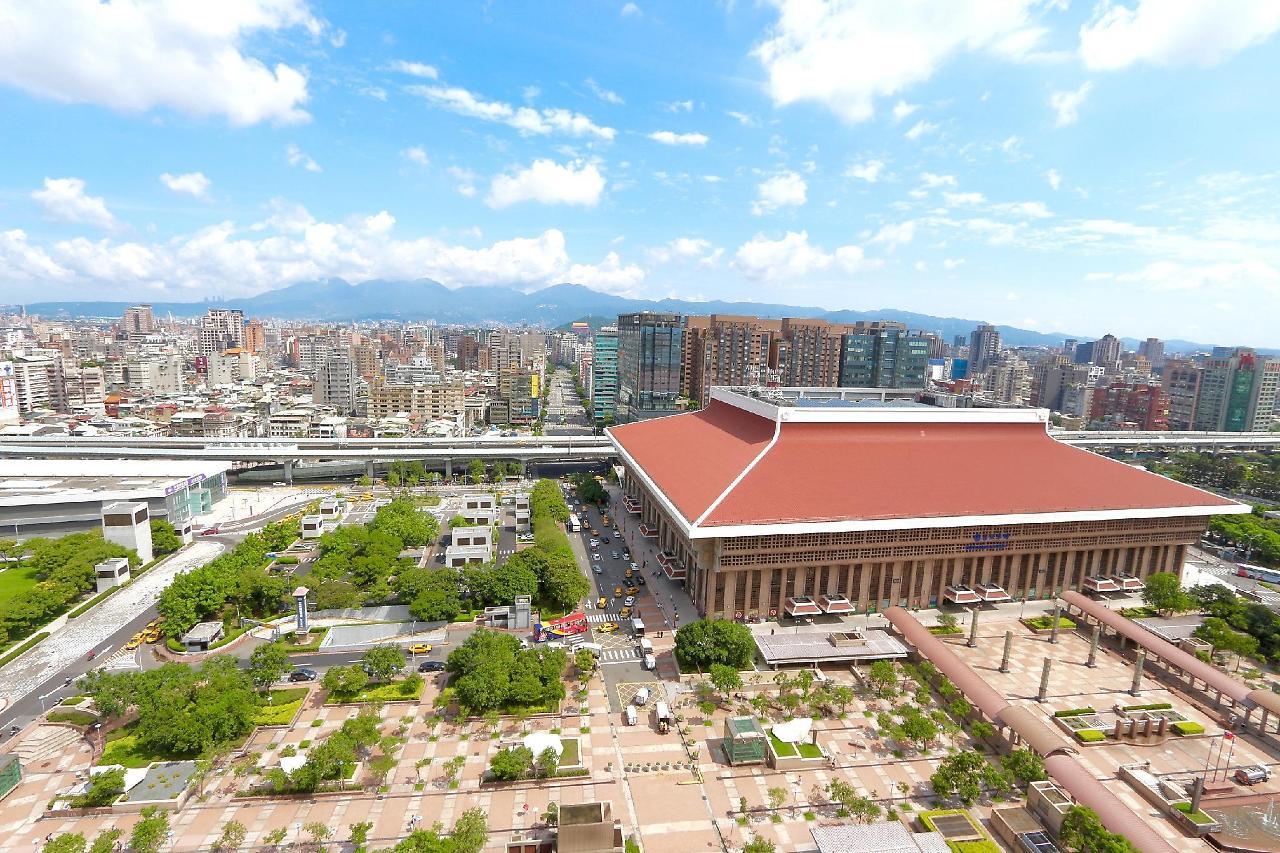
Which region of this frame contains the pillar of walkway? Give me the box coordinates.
[1000,631,1013,673]
[1087,624,1101,668]
[968,607,980,648]
[1130,649,1146,696]
[518,459,527,478]
[1049,602,1063,645]
[1038,658,1053,703]
[445,458,453,478]
[365,460,376,481]
[283,459,294,485]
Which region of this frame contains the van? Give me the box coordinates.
[643,653,656,670]
[639,638,654,654]
[574,642,603,656]
[633,687,650,705]
[624,705,637,726]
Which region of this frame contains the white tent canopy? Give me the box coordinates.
[522,731,564,757]
[771,717,813,744]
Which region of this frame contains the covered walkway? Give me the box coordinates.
[1061,590,1280,736]
[884,607,1178,853]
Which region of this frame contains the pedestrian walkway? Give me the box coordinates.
[599,647,640,664]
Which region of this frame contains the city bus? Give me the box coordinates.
[1237,563,1280,584]
[568,513,581,532]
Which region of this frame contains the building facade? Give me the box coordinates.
[610,389,1242,621]
[615,312,684,423]
[1193,348,1280,432]
[591,327,618,424]
[836,322,931,389]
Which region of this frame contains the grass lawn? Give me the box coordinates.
[325,680,424,705]
[1022,616,1076,630]
[47,710,97,726]
[254,688,309,726]
[0,564,39,609]
[769,733,822,759]
[283,627,331,654]
[98,724,200,768]
[560,737,580,766]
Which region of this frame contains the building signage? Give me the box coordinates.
[964,531,1013,552]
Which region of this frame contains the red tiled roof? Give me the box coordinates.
[611,406,1237,529]
[607,401,774,523]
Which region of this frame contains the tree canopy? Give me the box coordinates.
[445,629,567,713]
[1142,572,1191,616]
[674,619,756,671]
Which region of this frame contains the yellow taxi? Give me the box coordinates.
[409,644,432,655]
[596,622,618,633]
[125,633,145,650]
[145,619,160,631]
[361,492,374,500]
[618,606,632,619]
[613,586,624,597]
[596,596,607,609]
[624,567,633,579]
[143,629,161,643]
[626,586,639,596]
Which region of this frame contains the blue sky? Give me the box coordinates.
[2,1,1280,346]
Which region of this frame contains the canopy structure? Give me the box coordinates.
[522,731,563,757]
[771,717,813,744]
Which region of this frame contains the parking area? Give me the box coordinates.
[615,679,664,709]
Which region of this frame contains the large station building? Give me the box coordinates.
[608,388,1246,621]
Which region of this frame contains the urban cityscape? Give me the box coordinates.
[3,3,1280,853]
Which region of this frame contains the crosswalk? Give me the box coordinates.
[497,548,515,558]
[598,647,640,664]
[586,613,618,623]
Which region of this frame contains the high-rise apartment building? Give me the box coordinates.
[1193,348,1280,432]
[615,312,683,423]
[776,318,848,386]
[197,309,245,355]
[590,327,618,423]
[1090,334,1123,369]
[243,320,266,354]
[1162,359,1202,431]
[836,322,930,389]
[967,323,1002,375]
[1137,337,1165,370]
[981,357,1032,405]
[682,315,781,406]
[1089,381,1168,430]
[10,354,66,413]
[313,351,358,414]
[122,305,155,335]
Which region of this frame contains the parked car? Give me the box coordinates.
[1236,765,1270,785]
[418,660,445,673]
[289,668,318,682]
[633,687,650,705]
[624,705,637,725]
[199,526,220,536]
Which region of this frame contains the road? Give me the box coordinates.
[0,540,225,733]
[544,367,594,436]
[1189,545,1280,609]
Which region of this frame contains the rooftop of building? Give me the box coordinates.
[0,460,231,507]
[607,387,1246,539]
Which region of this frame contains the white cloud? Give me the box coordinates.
[566,251,645,294]
[0,229,71,280]
[1080,1,1280,70]
[359,86,388,101]
[752,0,1045,122]
[285,144,321,172]
[995,200,1052,218]
[752,171,807,215]
[0,0,320,126]
[407,84,616,140]
[586,78,624,105]
[485,159,606,209]
[904,120,938,140]
[920,172,957,188]
[1113,259,1280,292]
[733,230,878,281]
[845,159,885,183]
[386,60,439,79]
[160,171,211,199]
[943,257,965,270]
[666,99,694,113]
[726,110,757,126]
[943,191,986,205]
[870,220,916,249]
[31,178,117,230]
[401,146,430,166]
[892,100,919,122]
[1046,168,1062,190]
[1050,82,1092,126]
[648,237,721,265]
[620,2,642,17]
[447,166,478,197]
[647,130,709,147]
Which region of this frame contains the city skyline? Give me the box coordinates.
[3,1,1280,347]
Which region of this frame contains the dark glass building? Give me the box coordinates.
[615,312,685,422]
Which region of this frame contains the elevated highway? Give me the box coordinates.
[1050,430,1280,450]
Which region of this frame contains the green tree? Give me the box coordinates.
[449,513,468,529]
[362,644,406,681]
[673,619,755,671]
[129,806,170,853]
[574,647,597,677]
[149,518,183,556]
[490,745,534,781]
[348,821,374,849]
[72,767,126,807]
[541,558,590,609]
[899,708,938,751]
[1002,748,1047,786]
[248,641,290,690]
[709,663,743,697]
[264,827,288,848]
[305,822,332,845]
[1059,805,1140,853]
[323,664,369,701]
[930,749,1009,805]
[468,459,486,484]
[88,828,121,853]
[744,837,777,853]
[535,746,560,778]
[213,819,248,851]
[44,833,86,853]
[1143,571,1191,616]
[868,660,898,697]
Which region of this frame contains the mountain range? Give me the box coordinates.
[16,277,1246,353]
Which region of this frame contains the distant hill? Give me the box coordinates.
[22,277,1254,354]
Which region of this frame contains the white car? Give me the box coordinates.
[633,687,650,705]
[592,563,602,574]
[623,595,636,606]
[589,539,599,547]
[629,562,639,570]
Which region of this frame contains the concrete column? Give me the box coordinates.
[968,607,980,648]
[283,459,294,485]
[1049,602,1063,644]
[1130,649,1146,696]
[1000,630,1013,673]
[445,458,453,478]
[365,460,376,480]
[1037,657,1053,703]
[518,459,527,478]
[1087,624,1101,668]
